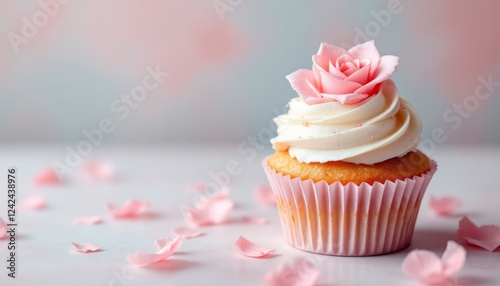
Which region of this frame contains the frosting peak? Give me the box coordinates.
[271,80,421,164]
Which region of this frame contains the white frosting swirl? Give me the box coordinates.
[271,80,421,164]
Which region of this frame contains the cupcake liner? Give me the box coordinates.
[262,157,437,256]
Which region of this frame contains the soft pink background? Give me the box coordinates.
[1,1,500,147]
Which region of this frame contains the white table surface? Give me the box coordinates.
[0,145,499,286]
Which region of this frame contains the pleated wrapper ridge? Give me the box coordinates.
[262,157,437,256]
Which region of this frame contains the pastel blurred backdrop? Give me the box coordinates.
[1,0,500,148]
[2,2,500,285]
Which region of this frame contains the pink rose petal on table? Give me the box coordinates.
[73,216,102,225]
[172,227,204,239]
[199,186,230,202]
[0,218,7,239]
[127,236,184,266]
[234,236,276,258]
[154,236,183,249]
[33,167,61,185]
[107,200,150,219]
[70,242,102,253]
[19,195,46,210]
[253,185,276,207]
[265,257,320,286]
[402,240,466,284]
[81,160,115,181]
[183,187,234,227]
[458,216,500,252]
[429,196,461,216]
[242,216,268,225]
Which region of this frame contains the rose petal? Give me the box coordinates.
[286,69,322,102]
[194,186,230,208]
[354,55,399,95]
[73,216,102,225]
[33,167,61,185]
[19,195,46,210]
[107,200,150,219]
[316,42,346,70]
[253,185,276,207]
[234,236,276,258]
[265,257,320,286]
[441,241,467,276]
[312,63,323,88]
[345,61,371,85]
[347,40,380,76]
[402,240,466,284]
[320,92,370,105]
[335,54,357,76]
[312,56,346,80]
[317,68,362,94]
[71,242,102,253]
[402,250,447,284]
[185,200,234,227]
[81,160,115,181]
[458,216,500,252]
[242,216,268,225]
[289,41,399,106]
[347,40,380,61]
[127,236,184,266]
[154,237,175,250]
[0,218,7,239]
[172,227,204,239]
[183,188,234,227]
[326,60,347,78]
[429,196,462,216]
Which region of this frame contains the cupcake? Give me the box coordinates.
[262,41,437,256]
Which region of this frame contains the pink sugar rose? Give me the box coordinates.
[287,40,399,105]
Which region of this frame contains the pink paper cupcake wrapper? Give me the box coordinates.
[262,157,437,256]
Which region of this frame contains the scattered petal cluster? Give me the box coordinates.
[458,216,500,252]
[402,241,466,284]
